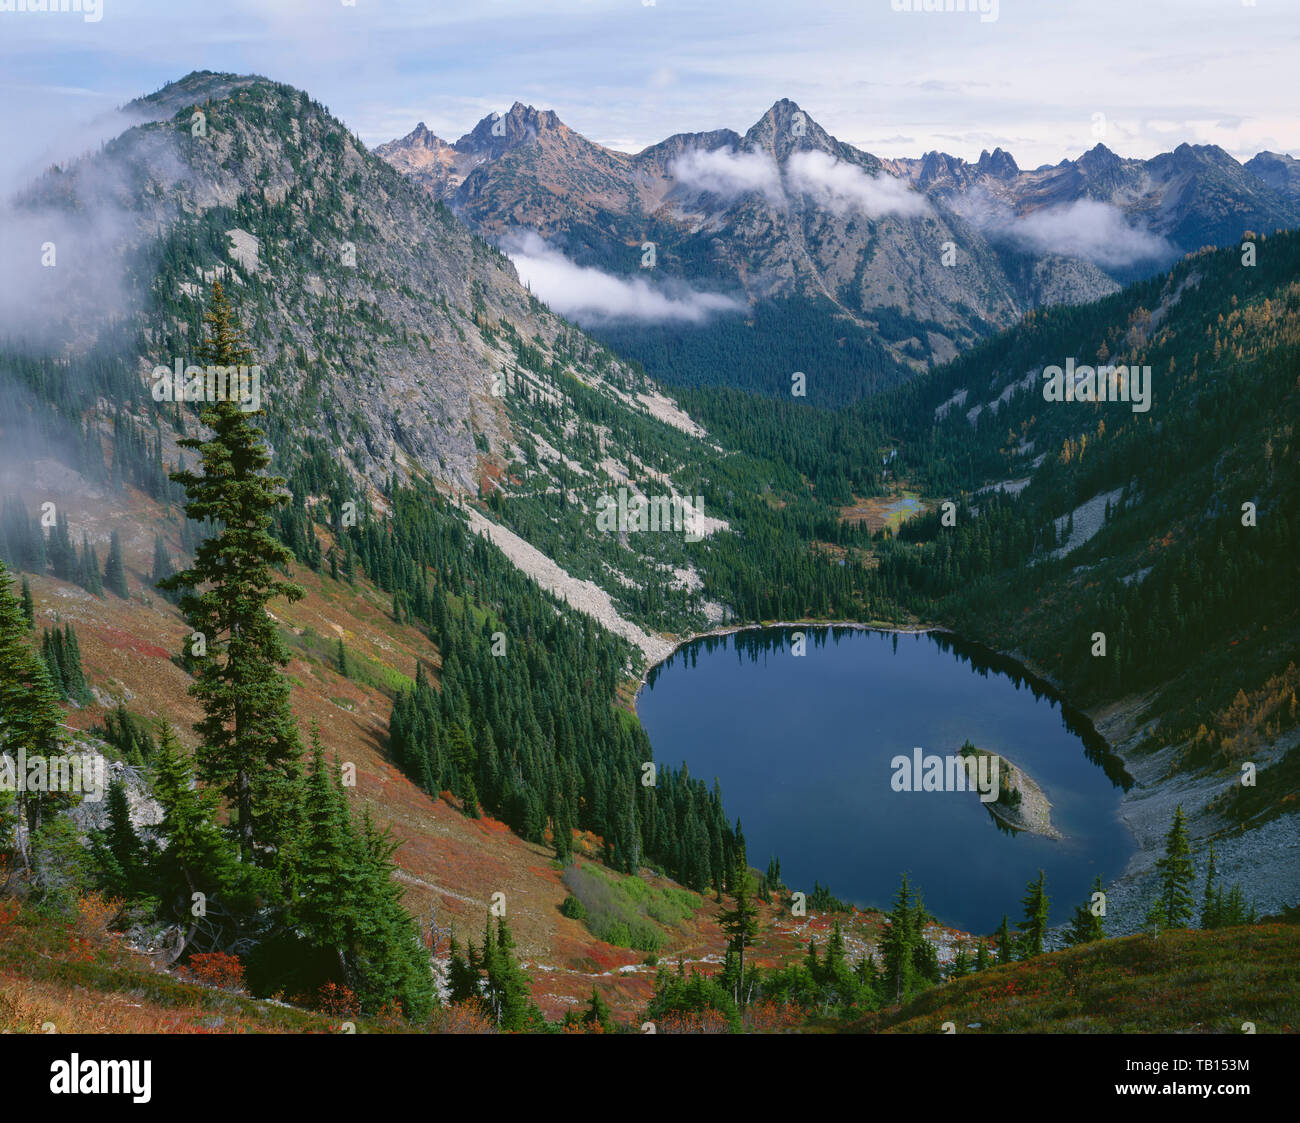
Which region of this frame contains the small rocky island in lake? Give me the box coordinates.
[958,740,1062,840]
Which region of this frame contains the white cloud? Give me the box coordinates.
[785,150,930,218]
[504,231,745,326]
[670,147,784,205]
[992,198,1172,270]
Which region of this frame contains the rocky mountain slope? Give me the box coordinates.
[3,70,1296,1028]
[378,101,1296,401]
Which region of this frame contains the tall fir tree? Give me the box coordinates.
[0,560,66,849]
[1156,805,1196,928]
[717,842,760,1007]
[47,511,76,582]
[445,932,482,1006]
[995,913,1014,965]
[149,722,238,933]
[19,577,34,630]
[1200,844,1219,928]
[159,282,305,863]
[1017,870,1050,959]
[41,627,67,699]
[480,914,538,1031]
[60,624,90,704]
[79,534,103,597]
[151,533,178,604]
[103,529,129,599]
[286,724,434,1019]
[881,873,920,1002]
[89,776,149,898]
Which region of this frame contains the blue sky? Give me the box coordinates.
[3,0,1297,185]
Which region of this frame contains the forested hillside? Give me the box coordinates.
[0,69,1295,1035]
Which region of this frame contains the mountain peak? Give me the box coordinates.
[456,102,566,154]
[744,98,836,159]
[757,98,813,129]
[131,70,274,117]
[1077,142,1121,172]
[976,146,1019,177]
[407,122,448,148]
[916,149,969,187]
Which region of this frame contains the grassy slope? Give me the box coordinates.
[9,472,911,1026]
[831,923,1300,1034]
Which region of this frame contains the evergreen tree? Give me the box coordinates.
[19,577,34,630]
[1066,875,1106,945]
[0,559,66,849]
[1017,870,1050,959]
[47,511,76,581]
[1199,845,1255,929]
[480,915,538,1031]
[582,985,614,1033]
[995,914,1014,965]
[881,874,921,1002]
[1156,805,1196,928]
[552,797,572,861]
[948,942,971,979]
[1200,844,1220,929]
[1217,885,1255,927]
[445,932,482,1006]
[1143,897,1167,937]
[159,282,305,863]
[975,940,989,972]
[335,636,349,678]
[60,624,90,704]
[149,722,239,933]
[41,627,67,699]
[717,843,760,1008]
[151,534,177,603]
[287,725,434,1019]
[908,889,941,984]
[103,529,129,599]
[79,535,103,597]
[89,776,149,898]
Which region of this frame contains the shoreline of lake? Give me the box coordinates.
[634,618,944,700]
[635,622,1132,931]
[636,618,1294,935]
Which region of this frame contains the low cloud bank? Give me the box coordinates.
[960,192,1172,270]
[504,231,745,326]
[670,145,928,219]
[785,150,930,217]
[670,146,784,205]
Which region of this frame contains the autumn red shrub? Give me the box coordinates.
[654,1008,732,1034]
[436,999,495,1034]
[63,934,96,964]
[314,981,360,1019]
[183,952,246,992]
[742,999,802,1033]
[75,892,123,941]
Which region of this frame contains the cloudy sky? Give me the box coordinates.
[3,0,1297,184]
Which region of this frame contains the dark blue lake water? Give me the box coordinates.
[636,627,1134,934]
